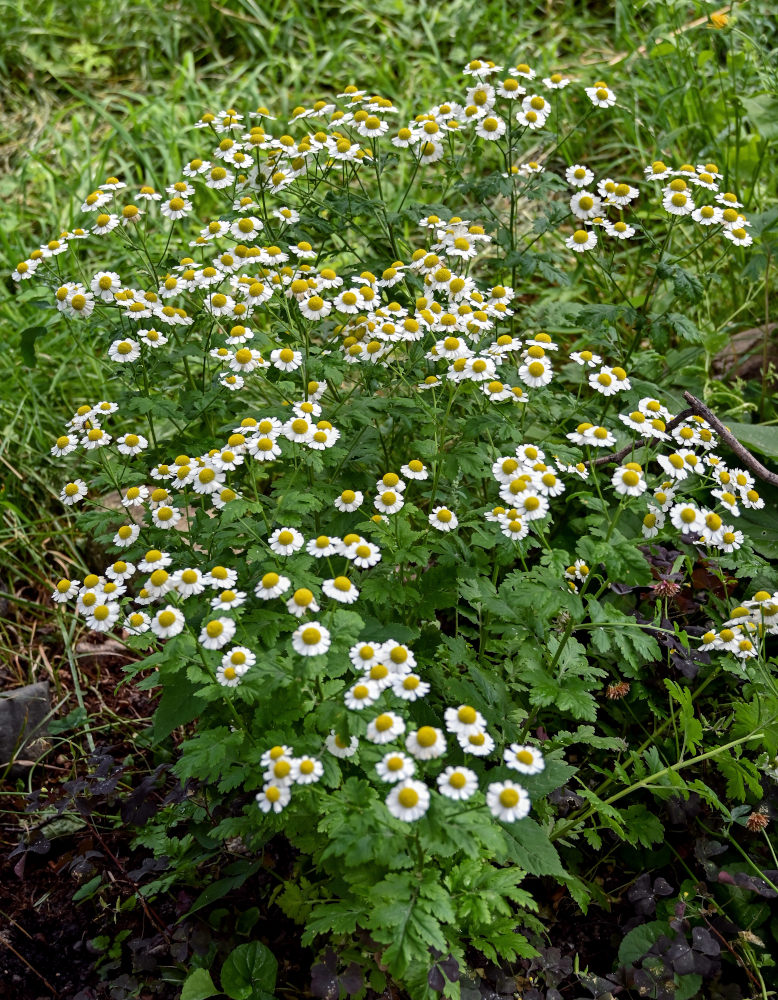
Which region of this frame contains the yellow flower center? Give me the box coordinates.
[499,788,520,807]
[398,788,419,808]
[293,588,314,607]
[416,726,437,747]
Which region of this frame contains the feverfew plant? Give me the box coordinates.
[20,56,778,997]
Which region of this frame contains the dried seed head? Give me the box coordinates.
[606,681,631,700]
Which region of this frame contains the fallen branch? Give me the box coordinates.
[587,407,693,468]
[682,391,778,487]
[585,393,778,488]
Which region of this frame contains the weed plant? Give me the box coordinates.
[5,4,778,999]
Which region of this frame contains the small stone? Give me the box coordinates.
[0,681,51,777]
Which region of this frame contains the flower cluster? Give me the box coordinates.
[24,57,768,858]
[700,590,778,662]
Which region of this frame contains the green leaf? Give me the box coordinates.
[622,805,665,847]
[495,818,567,877]
[221,941,278,1000]
[368,871,450,979]
[741,93,778,140]
[726,422,778,459]
[183,862,262,920]
[664,312,704,344]
[676,974,703,1000]
[302,899,366,942]
[181,968,218,1000]
[665,679,703,752]
[20,325,47,367]
[655,262,703,303]
[618,920,671,966]
[72,874,102,902]
[715,750,763,802]
[152,667,207,742]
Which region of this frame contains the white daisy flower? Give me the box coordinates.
[249,437,282,461]
[256,783,291,813]
[349,641,385,670]
[366,712,406,744]
[519,358,554,387]
[641,510,665,538]
[604,220,635,239]
[486,780,531,821]
[612,464,647,497]
[585,84,616,108]
[429,506,458,531]
[385,780,430,822]
[60,479,88,505]
[322,576,360,604]
[406,726,446,760]
[264,757,295,785]
[570,349,602,367]
[216,663,243,687]
[306,535,341,558]
[344,680,380,710]
[86,602,121,633]
[50,434,78,458]
[113,524,141,547]
[375,751,415,783]
[444,704,486,736]
[325,731,359,758]
[290,756,323,784]
[503,744,545,774]
[199,617,236,650]
[391,673,430,701]
[333,489,363,512]
[283,417,314,445]
[150,606,186,638]
[285,587,319,618]
[116,432,148,456]
[268,527,305,555]
[567,229,597,252]
[670,503,705,534]
[350,541,382,569]
[211,589,247,611]
[108,339,141,363]
[292,622,331,656]
[374,490,404,514]
[437,766,479,801]
[459,728,495,757]
[123,611,151,634]
[382,641,416,672]
[570,191,602,220]
[105,560,135,583]
[220,646,255,675]
[566,165,594,187]
[204,566,238,590]
[259,745,293,769]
